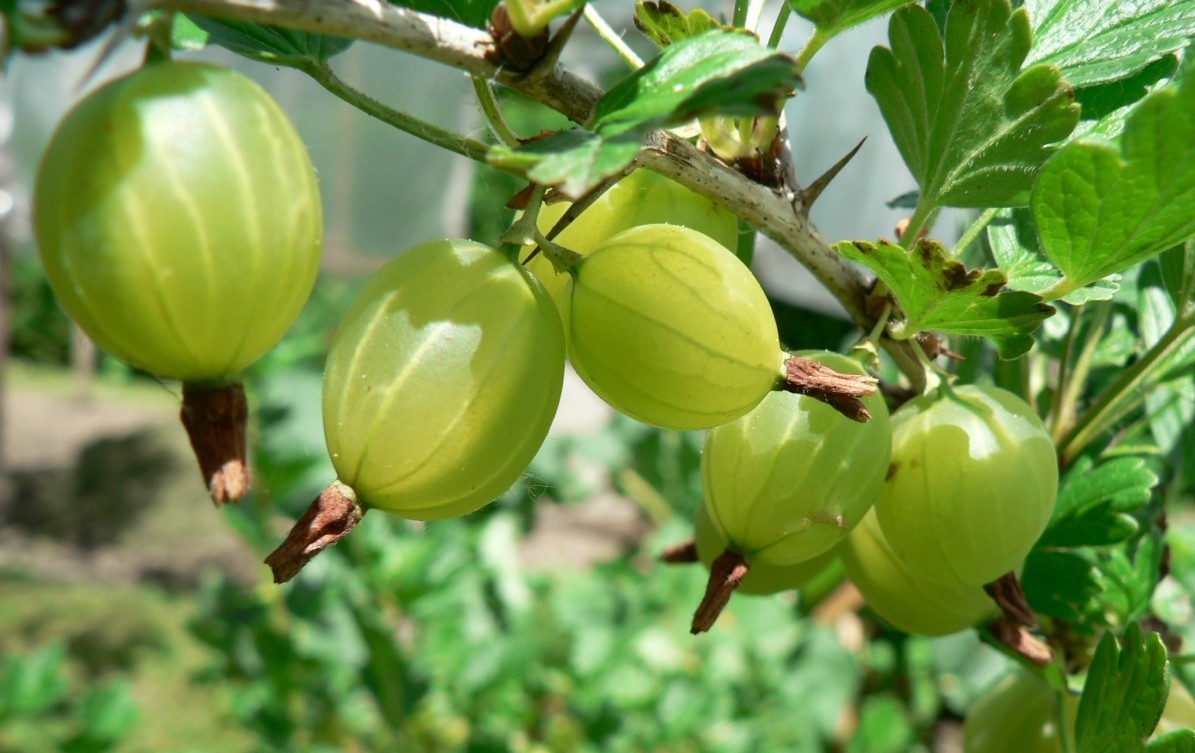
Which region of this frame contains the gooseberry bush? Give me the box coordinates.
[8,0,1195,750]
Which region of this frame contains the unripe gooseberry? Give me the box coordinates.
[874,384,1058,586]
[266,240,565,582]
[525,169,738,305]
[324,240,564,518]
[35,60,322,382]
[34,60,322,503]
[693,503,834,596]
[562,224,782,430]
[963,671,1077,753]
[702,351,891,566]
[965,670,1195,753]
[839,509,997,636]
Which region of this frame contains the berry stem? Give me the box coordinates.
[472,76,521,148]
[265,481,365,583]
[766,3,791,48]
[779,354,878,422]
[659,539,699,564]
[180,381,249,504]
[691,549,750,634]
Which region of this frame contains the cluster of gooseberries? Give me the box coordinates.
[35,56,1060,680]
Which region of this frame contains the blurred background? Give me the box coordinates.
[0,3,1124,752]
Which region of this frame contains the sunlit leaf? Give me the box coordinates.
[865,0,1079,210]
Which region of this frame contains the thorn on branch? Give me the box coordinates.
[780,355,878,422]
[799,137,866,210]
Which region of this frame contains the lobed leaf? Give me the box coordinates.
[1024,0,1195,87]
[1021,549,1103,622]
[1033,66,1195,298]
[633,1,736,47]
[1038,456,1156,548]
[1075,623,1169,753]
[787,0,914,40]
[835,238,1054,358]
[1071,55,1179,142]
[986,208,1120,304]
[593,30,799,135]
[865,0,1079,210]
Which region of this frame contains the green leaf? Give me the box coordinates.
[1148,729,1195,753]
[845,694,913,753]
[491,30,801,196]
[987,208,1120,303]
[1024,0,1195,87]
[1072,55,1179,142]
[1094,532,1166,627]
[1158,243,1195,311]
[593,30,799,135]
[76,682,139,741]
[835,238,1054,357]
[1075,623,1169,753]
[387,0,500,29]
[865,0,1079,210]
[1033,68,1195,297]
[1022,549,1103,621]
[1052,456,1158,521]
[185,15,352,64]
[0,643,69,717]
[489,130,643,198]
[788,0,914,40]
[1138,260,1195,383]
[633,1,734,47]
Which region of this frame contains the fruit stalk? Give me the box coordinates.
[265,481,365,583]
[779,354,878,422]
[180,382,250,504]
[690,549,750,634]
[659,539,699,564]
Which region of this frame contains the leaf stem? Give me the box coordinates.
[303,62,495,167]
[766,2,791,48]
[952,207,1000,257]
[1051,303,1109,444]
[732,0,751,29]
[900,200,937,249]
[584,4,643,68]
[1059,312,1195,463]
[793,27,830,74]
[472,76,521,148]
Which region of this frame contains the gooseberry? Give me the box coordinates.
[965,669,1195,753]
[525,169,739,305]
[562,223,782,430]
[266,239,565,582]
[875,384,1058,586]
[34,60,323,502]
[839,509,997,636]
[963,671,1077,753]
[693,503,834,596]
[702,350,891,565]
